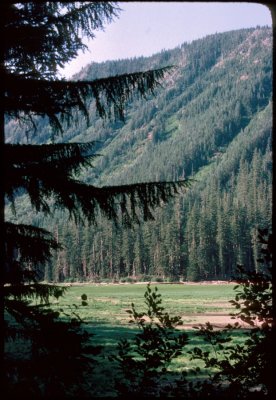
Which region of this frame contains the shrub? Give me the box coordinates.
[109,284,188,397]
[181,229,273,399]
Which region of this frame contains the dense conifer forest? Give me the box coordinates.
[6,26,272,282]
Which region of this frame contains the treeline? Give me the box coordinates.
[44,102,272,282]
[6,26,272,282]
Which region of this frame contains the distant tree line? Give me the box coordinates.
[45,128,271,282]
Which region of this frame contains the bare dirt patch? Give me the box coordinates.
[178,313,240,329]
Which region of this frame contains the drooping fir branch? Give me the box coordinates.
[5,222,61,265]
[4,67,173,133]
[5,143,191,226]
[4,283,66,304]
[4,222,61,284]
[5,142,98,206]
[7,175,191,227]
[6,142,99,174]
[93,180,191,226]
[4,221,64,313]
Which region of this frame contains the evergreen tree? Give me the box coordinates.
[1,2,189,395]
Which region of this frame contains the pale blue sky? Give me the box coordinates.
[62,2,272,78]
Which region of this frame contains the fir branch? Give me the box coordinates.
[4,67,174,133]
[7,179,191,226]
[5,142,99,204]
[4,283,66,304]
[6,142,99,170]
[5,222,61,265]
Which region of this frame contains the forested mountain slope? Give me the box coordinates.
[6,26,272,281]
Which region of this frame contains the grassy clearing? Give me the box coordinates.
[52,283,236,327]
[47,283,239,395]
[12,283,242,396]
[48,283,237,346]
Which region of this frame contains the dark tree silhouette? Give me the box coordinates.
[1,1,189,396]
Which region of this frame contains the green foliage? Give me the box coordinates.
[107,230,272,398]
[184,230,273,399]
[4,282,239,396]
[110,284,188,397]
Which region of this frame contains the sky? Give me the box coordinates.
[61,2,272,79]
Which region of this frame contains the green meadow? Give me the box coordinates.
[46,283,242,396]
[52,282,236,327]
